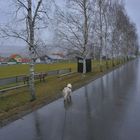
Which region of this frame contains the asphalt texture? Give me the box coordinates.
[0,58,140,140]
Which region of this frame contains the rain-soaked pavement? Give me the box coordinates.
[1,58,140,140]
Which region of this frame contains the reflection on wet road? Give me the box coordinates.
[0,59,140,140]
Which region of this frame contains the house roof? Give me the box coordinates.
[10,54,22,59]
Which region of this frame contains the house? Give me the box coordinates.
[0,57,5,63]
[8,54,22,64]
[21,58,31,64]
[0,56,8,64]
[35,54,65,64]
[0,55,31,65]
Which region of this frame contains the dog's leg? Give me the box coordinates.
[69,95,71,101]
[67,94,71,102]
[64,92,68,103]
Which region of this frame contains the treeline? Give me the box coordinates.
[54,0,139,61]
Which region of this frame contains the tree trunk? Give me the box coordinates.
[82,0,88,74]
[99,0,103,71]
[83,58,86,74]
[28,0,36,101]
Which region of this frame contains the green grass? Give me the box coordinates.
[0,61,77,78]
[0,59,121,78]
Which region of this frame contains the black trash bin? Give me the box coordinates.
[77,57,91,73]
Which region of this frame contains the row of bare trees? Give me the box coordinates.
[54,0,139,69]
[0,0,139,100]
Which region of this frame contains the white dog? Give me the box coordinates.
[62,83,72,102]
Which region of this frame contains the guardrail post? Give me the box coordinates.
[16,76,18,85]
[57,70,59,74]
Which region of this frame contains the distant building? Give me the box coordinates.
[35,53,65,64]
[21,58,31,64]
[0,56,8,64]
[8,54,22,64]
[51,52,65,59]
[0,57,5,62]
[35,55,53,63]
[0,54,31,65]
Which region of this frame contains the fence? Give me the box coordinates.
[0,68,71,92]
[0,75,25,87]
[47,68,71,76]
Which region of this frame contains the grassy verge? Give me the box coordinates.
[0,61,77,78]
[0,59,128,126]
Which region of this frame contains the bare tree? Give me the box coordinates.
[92,0,106,62]
[54,0,93,73]
[0,0,52,101]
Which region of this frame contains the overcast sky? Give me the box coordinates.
[0,0,140,56]
[125,0,140,40]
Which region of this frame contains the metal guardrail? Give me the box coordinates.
[58,71,77,79]
[47,68,71,76]
[0,84,27,93]
[0,75,25,87]
[0,68,72,92]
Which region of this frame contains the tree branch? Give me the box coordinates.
[33,0,42,26]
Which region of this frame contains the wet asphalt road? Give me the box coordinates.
[1,59,140,140]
